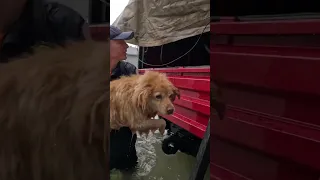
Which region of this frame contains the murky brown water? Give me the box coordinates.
[111,129,210,180]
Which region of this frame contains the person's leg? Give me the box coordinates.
[127,133,138,167]
[110,127,138,170]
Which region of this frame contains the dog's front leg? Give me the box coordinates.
[131,119,166,136]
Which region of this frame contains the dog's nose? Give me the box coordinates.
[167,108,174,114]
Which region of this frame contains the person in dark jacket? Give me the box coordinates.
[0,0,89,62]
[109,25,139,171]
[110,25,137,79]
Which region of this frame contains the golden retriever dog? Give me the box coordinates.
[0,41,109,180]
[110,71,180,135]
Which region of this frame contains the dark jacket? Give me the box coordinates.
[0,2,86,62]
[111,60,138,80]
[110,61,139,170]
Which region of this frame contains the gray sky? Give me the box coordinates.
[110,0,130,24]
[110,0,138,48]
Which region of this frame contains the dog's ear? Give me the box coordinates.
[133,85,151,112]
[171,86,180,101]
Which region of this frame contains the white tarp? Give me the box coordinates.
[112,0,210,47]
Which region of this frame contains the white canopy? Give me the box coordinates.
[113,0,210,47]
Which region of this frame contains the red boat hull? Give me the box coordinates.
[211,18,320,180]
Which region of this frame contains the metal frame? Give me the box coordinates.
[88,0,109,25]
[211,19,320,34]
[101,2,107,23]
[189,120,210,180]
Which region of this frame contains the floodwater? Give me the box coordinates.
[110,125,210,180]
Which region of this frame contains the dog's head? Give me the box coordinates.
[133,71,180,116]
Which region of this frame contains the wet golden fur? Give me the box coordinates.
[110,71,180,134]
[0,41,109,180]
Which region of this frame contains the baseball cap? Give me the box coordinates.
[110,25,134,40]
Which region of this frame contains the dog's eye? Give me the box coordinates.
[169,94,175,101]
[155,95,162,99]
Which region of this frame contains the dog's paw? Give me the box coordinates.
[141,130,151,138]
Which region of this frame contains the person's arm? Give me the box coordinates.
[44,2,90,43]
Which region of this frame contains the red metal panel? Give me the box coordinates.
[139,67,210,139]
[139,67,210,73]
[162,113,206,139]
[212,109,320,169]
[168,76,210,93]
[211,45,320,95]
[174,95,210,116]
[211,20,320,35]
[89,25,108,41]
[210,129,320,180]
[210,163,251,180]
[211,19,320,179]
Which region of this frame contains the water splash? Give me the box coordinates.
[135,129,170,177]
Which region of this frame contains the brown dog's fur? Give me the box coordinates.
[0,41,109,180]
[110,71,180,135]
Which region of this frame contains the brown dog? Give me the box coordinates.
[0,41,109,180]
[110,71,180,135]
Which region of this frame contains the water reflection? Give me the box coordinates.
[111,130,210,180]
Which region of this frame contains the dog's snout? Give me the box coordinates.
[167,108,174,115]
